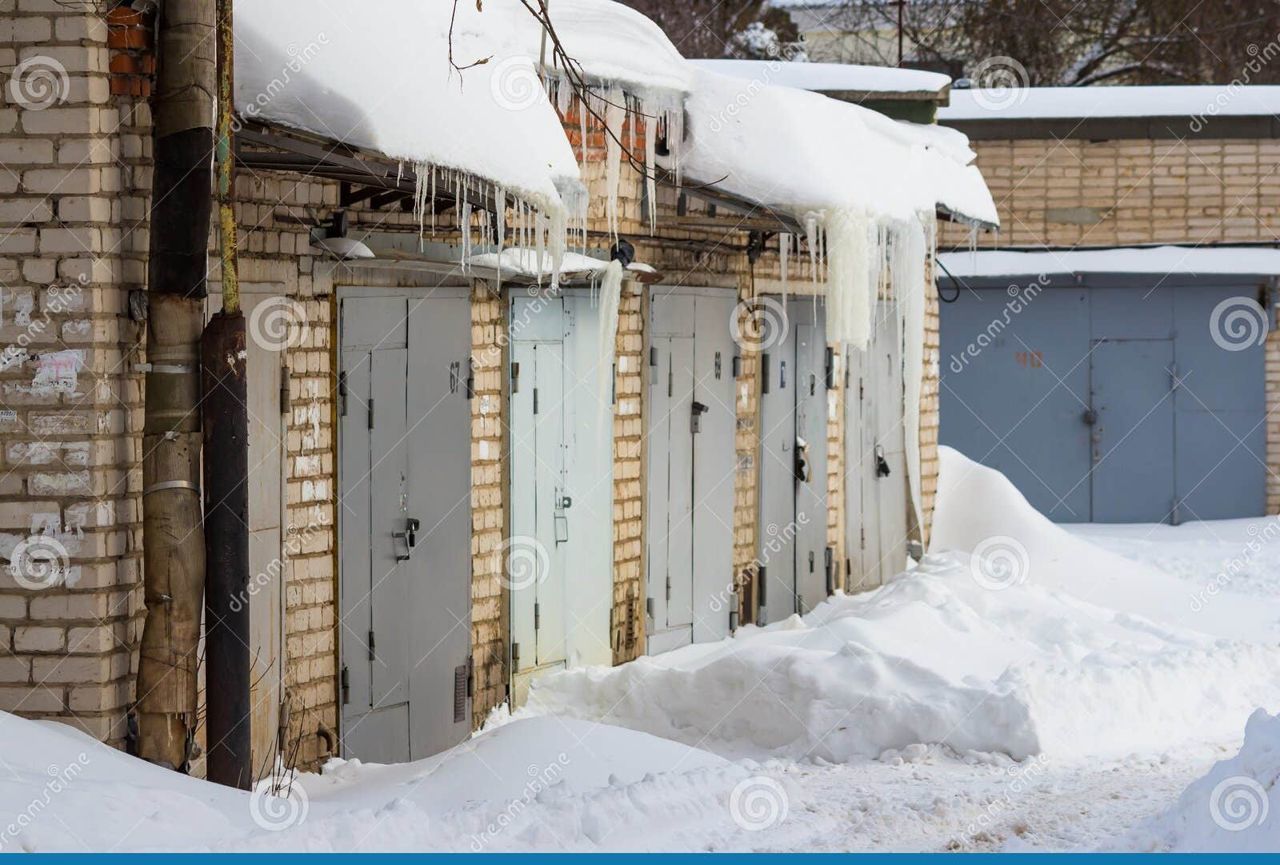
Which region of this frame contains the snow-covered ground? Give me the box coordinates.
[2,448,1277,852]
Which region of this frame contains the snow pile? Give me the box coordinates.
[517,449,1280,763]
[0,712,753,852]
[540,0,693,98]
[1120,709,1280,852]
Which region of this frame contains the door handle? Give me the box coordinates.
[875,444,891,478]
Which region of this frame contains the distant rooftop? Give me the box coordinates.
[692,59,951,101]
[940,85,1280,121]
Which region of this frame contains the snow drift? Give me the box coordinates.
[1120,709,1280,852]
[0,712,747,852]
[518,449,1280,763]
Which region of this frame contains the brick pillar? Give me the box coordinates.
[611,279,645,664]
[732,264,763,625]
[919,257,942,544]
[469,281,508,722]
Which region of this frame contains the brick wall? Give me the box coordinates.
[0,0,145,746]
[942,137,1280,250]
[611,280,646,663]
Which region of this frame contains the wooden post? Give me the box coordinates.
[136,0,216,771]
[203,0,253,789]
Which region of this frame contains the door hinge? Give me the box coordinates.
[757,565,767,607]
[534,602,541,631]
[367,629,376,661]
[340,665,350,705]
[761,353,771,394]
[533,388,539,415]
[338,370,348,417]
[511,361,520,394]
[824,347,834,390]
[466,367,475,400]
[367,398,374,430]
[279,365,290,414]
[665,574,672,602]
[511,641,521,671]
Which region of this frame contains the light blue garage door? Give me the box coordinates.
[940,274,1268,524]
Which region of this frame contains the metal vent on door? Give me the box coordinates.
[453,663,468,723]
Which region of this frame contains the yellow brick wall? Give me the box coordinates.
[611,281,646,663]
[942,137,1280,249]
[469,283,508,721]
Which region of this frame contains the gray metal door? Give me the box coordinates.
[859,300,910,586]
[339,291,472,763]
[691,292,737,642]
[758,299,827,624]
[339,297,411,763]
[647,290,738,653]
[405,296,473,758]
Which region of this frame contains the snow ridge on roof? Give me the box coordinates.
[940,85,1280,121]
[938,246,1280,278]
[694,59,951,95]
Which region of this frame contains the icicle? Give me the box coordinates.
[604,87,625,241]
[644,109,657,235]
[779,232,791,312]
[460,200,473,272]
[535,209,547,285]
[805,215,819,290]
[825,209,874,349]
[494,186,505,252]
[595,259,625,434]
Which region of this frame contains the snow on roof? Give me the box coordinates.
[236,0,582,213]
[693,59,951,95]
[466,248,656,278]
[937,246,1280,278]
[939,85,1280,121]
[544,0,693,96]
[681,67,998,226]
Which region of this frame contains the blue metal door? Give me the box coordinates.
[1088,339,1175,523]
[940,276,1267,524]
[939,286,1092,521]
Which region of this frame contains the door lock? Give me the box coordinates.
[690,400,709,434]
[875,444,891,478]
[794,436,812,483]
[393,518,420,562]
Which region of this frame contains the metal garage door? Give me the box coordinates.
[338,287,473,762]
[758,298,829,623]
[940,274,1267,523]
[646,287,737,654]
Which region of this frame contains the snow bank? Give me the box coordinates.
[517,449,1280,764]
[931,446,1280,642]
[236,0,582,215]
[941,85,1280,121]
[1120,709,1280,852]
[938,246,1280,278]
[0,712,746,852]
